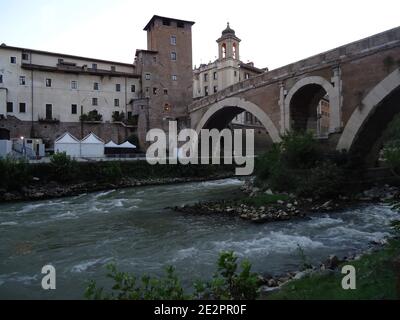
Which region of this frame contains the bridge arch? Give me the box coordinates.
[195,97,282,143]
[284,76,340,134]
[337,69,400,160]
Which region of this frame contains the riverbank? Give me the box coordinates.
[264,235,400,300]
[0,158,236,203]
[0,172,236,203]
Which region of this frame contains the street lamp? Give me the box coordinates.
[20,136,26,158]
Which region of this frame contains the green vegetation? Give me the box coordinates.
[269,237,400,300]
[0,156,234,192]
[0,157,31,191]
[85,251,260,300]
[49,152,78,182]
[80,110,103,122]
[239,193,289,207]
[255,131,347,198]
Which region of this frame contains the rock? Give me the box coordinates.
[277,200,285,205]
[267,279,278,287]
[287,203,293,209]
[321,200,333,209]
[33,177,40,182]
[324,255,341,270]
[265,189,274,195]
[293,271,310,280]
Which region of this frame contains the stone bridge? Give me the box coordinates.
[189,26,400,164]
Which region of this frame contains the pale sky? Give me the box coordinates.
[0,0,399,70]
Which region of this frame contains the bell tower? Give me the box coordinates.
[217,23,241,61]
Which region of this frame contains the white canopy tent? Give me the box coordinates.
[80,133,105,158]
[118,141,137,149]
[105,141,119,148]
[54,132,81,157]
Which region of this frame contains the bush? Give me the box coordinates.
[296,161,345,198]
[0,157,31,191]
[100,162,123,182]
[85,264,187,300]
[50,152,78,182]
[255,131,346,197]
[194,251,260,300]
[85,252,260,300]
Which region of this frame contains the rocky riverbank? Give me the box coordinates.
[0,173,235,203]
[172,178,400,224]
[258,236,394,296]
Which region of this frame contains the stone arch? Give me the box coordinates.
[283,76,340,134]
[195,97,282,143]
[337,68,400,151]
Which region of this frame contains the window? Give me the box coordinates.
[46,78,52,87]
[245,73,250,80]
[233,43,237,59]
[204,86,209,96]
[164,89,168,95]
[92,63,98,70]
[204,73,208,82]
[19,76,26,85]
[92,98,98,106]
[153,56,157,63]
[153,88,157,95]
[214,86,218,93]
[22,53,29,61]
[177,22,185,28]
[164,103,171,112]
[145,73,151,81]
[0,74,3,84]
[114,99,120,107]
[127,111,132,119]
[111,66,116,72]
[234,71,237,77]
[172,75,177,81]
[94,82,99,91]
[170,36,177,45]
[171,52,177,61]
[71,80,78,90]
[116,84,121,92]
[162,18,170,26]
[131,85,136,93]
[10,57,16,64]
[71,104,77,115]
[6,102,13,113]
[213,72,217,80]
[19,103,26,113]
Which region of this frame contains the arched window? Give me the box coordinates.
[233,43,237,59]
[222,43,227,59]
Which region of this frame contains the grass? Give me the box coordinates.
[238,194,290,208]
[269,238,400,300]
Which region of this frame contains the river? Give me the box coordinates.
[0,178,398,299]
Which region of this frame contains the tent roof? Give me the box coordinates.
[81,132,104,144]
[105,140,119,148]
[55,132,80,144]
[119,141,137,149]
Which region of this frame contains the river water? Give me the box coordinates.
[0,178,398,299]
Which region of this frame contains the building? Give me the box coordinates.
[193,23,267,130]
[193,23,266,99]
[0,15,194,151]
[193,23,270,153]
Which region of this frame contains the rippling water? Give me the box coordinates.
[0,178,398,299]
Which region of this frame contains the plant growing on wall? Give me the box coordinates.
[80,110,103,122]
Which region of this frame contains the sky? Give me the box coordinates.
[0,0,399,70]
